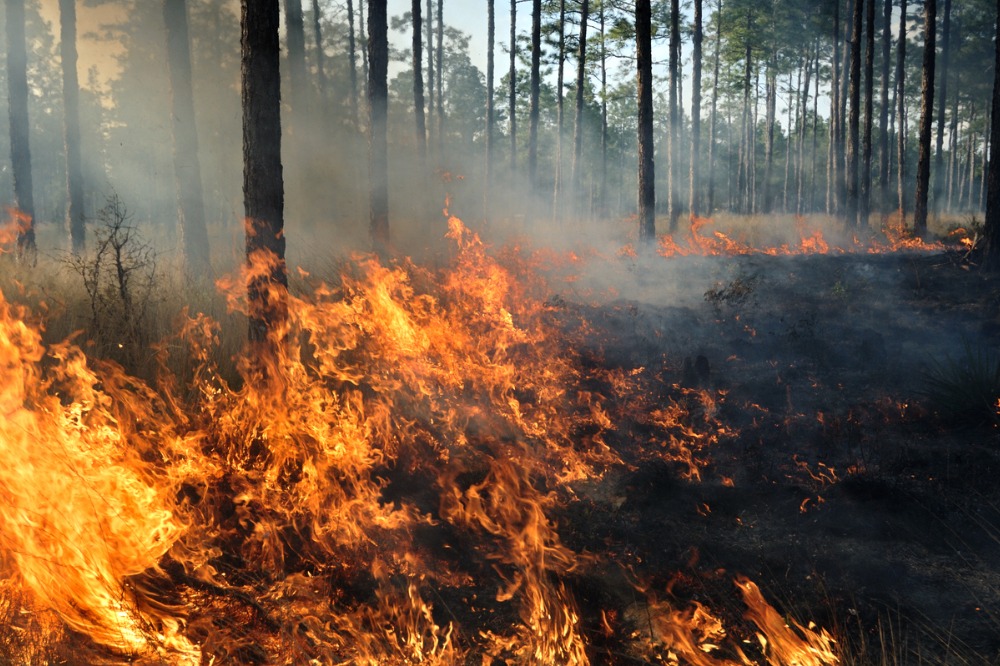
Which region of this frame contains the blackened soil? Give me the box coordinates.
[557,250,1000,663]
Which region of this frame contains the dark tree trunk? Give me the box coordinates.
[368,0,389,250]
[985,0,1000,267]
[860,0,875,228]
[426,0,434,144]
[509,0,517,173]
[5,0,35,256]
[707,0,722,214]
[284,0,307,113]
[553,0,566,219]
[689,0,702,218]
[164,0,211,276]
[737,13,752,215]
[913,0,936,237]
[571,0,590,216]
[310,0,328,102]
[435,0,443,148]
[829,0,841,214]
[811,47,820,212]
[637,0,655,242]
[878,0,892,219]
[59,0,85,254]
[796,46,813,216]
[241,0,287,348]
[412,0,426,161]
[846,0,863,227]
[762,63,776,213]
[359,0,368,102]
[486,0,495,190]
[933,0,950,212]
[668,0,680,229]
[599,1,608,216]
[896,0,908,217]
[345,0,359,124]
[528,0,541,190]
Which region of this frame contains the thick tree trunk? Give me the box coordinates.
[509,0,517,173]
[846,0,863,227]
[878,0,892,219]
[241,0,287,348]
[367,0,389,250]
[5,0,35,256]
[707,0,722,214]
[164,0,211,276]
[896,0,907,217]
[59,0,85,254]
[637,0,655,242]
[913,0,936,237]
[528,0,541,189]
[859,0,875,228]
[689,0,702,218]
[412,0,426,161]
[668,0,680,229]
[933,0,950,212]
[571,0,590,217]
[987,0,1000,269]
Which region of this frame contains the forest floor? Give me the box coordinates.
[549,243,1000,663]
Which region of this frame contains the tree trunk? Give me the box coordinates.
[345,0,359,124]
[987,0,1000,269]
[412,0,426,161]
[784,69,798,212]
[689,0,702,218]
[435,0,443,149]
[946,76,959,210]
[796,46,813,216]
[860,0,875,228]
[737,15,752,215]
[637,0,655,242]
[486,0,495,193]
[241,0,287,348]
[599,1,608,216]
[668,0,680,229]
[846,0,863,227]
[5,0,35,256]
[829,0,841,215]
[528,0,541,189]
[284,0,307,114]
[933,0,950,212]
[164,0,211,276]
[811,47,819,212]
[878,0,892,219]
[359,0,368,103]
[310,0,328,103]
[553,0,566,219]
[426,0,434,145]
[707,0,722,214]
[59,0,85,254]
[368,0,389,250]
[571,0,590,217]
[913,0,936,237]
[509,0,517,173]
[762,63,776,213]
[896,0,907,217]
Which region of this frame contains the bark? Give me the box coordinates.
[933,0,950,211]
[359,0,368,102]
[368,0,389,250]
[599,1,608,216]
[878,0,891,218]
[5,0,35,256]
[762,64,776,213]
[946,83,959,209]
[553,0,566,219]
[846,0,863,227]
[913,0,936,237]
[509,0,517,173]
[829,1,841,215]
[796,46,813,216]
[668,0,680,229]
[528,0,541,188]
[707,0,722,213]
[486,0,495,189]
[689,0,702,218]
[241,0,287,348]
[571,0,590,215]
[59,0,85,254]
[811,47,820,212]
[984,69,1000,237]
[311,0,328,102]
[435,0,443,147]
[737,13,752,215]
[412,0,427,161]
[637,0,655,242]
[427,0,434,145]
[346,0,359,123]
[164,0,211,276]
[859,0,875,228]
[284,0,307,113]
[896,0,907,216]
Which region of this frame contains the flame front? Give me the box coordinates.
[0,212,840,664]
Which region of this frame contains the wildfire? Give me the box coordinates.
[0,211,841,664]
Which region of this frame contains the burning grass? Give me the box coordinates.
[0,209,997,664]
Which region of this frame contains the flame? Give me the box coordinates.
[0,208,842,663]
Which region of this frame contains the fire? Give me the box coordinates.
[0,211,840,664]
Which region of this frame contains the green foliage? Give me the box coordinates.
[922,344,1000,427]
